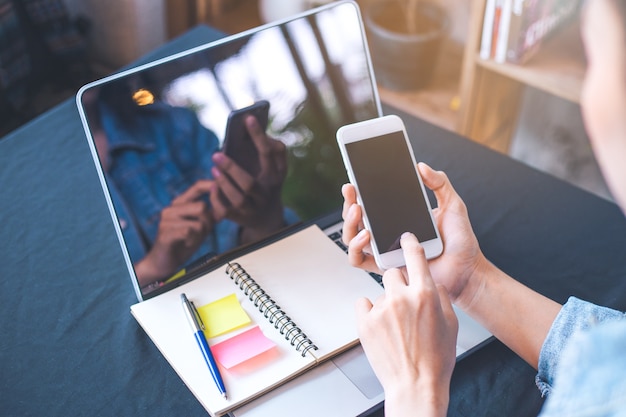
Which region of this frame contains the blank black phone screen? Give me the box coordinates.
[345,131,437,253]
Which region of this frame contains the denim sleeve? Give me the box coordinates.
[536,296,625,396]
[538,320,626,417]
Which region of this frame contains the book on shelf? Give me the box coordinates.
[494,0,513,63]
[479,0,497,60]
[480,0,582,64]
[506,0,582,64]
[480,0,506,59]
[130,225,384,417]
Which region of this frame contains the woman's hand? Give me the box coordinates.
[356,232,458,417]
[348,163,562,371]
[342,162,486,306]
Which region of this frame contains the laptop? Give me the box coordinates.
[78,0,380,302]
[76,1,492,415]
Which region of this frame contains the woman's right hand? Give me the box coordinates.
[341,162,487,307]
[356,232,458,417]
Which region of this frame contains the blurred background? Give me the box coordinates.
[0,0,262,137]
[0,0,611,201]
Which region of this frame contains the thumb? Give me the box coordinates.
[418,162,458,209]
[417,162,445,192]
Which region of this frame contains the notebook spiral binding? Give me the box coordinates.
[225,262,319,357]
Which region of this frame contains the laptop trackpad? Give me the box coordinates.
[332,345,383,399]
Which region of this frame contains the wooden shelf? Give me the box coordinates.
[476,19,585,104]
[456,0,587,153]
[375,1,586,155]
[378,37,464,133]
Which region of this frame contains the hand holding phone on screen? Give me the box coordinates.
[222,100,270,177]
[336,115,443,270]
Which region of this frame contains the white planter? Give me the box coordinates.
[259,0,307,23]
[259,0,336,23]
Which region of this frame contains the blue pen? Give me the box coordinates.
[181,293,228,399]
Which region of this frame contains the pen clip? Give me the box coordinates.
[190,301,206,331]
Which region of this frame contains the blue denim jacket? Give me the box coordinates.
[537,297,626,416]
[101,102,236,266]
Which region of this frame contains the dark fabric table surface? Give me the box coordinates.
[2,25,626,417]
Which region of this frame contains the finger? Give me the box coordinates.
[212,154,259,212]
[342,204,362,244]
[208,182,227,221]
[417,162,460,210]
[162,201,209,222]
[381,267,408,289]
[172,179,214,204]
[246,115,273,175]
[268,136,287,178]
[417,162,444,191]
[346,229,377,271]
[341,183,357,219]
[212,152,255,194]
[159,213,211,247]
[400,232,432,288]
[161,219,203,244]
[212,166,245,208]
[348,229,383,274]
[162,214,213,243]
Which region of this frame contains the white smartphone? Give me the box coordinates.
[336,114,443,270]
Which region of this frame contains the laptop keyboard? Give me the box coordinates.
[327,228,383,285]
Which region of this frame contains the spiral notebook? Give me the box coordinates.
[130,225,384,416]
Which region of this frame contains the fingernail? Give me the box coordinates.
[401,232,415,240]
[246,115,259,130]
[213,152,225,164]
[357,229,368,240]
[211,166,221,178]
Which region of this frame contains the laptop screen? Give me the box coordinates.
[77,0,381,300]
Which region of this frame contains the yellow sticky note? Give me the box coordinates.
[197,293,252,338]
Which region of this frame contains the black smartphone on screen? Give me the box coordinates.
[222,100,270,177]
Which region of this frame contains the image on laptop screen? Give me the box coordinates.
[77,1,381,300]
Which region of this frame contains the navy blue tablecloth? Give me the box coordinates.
[2,25,626,417]
[0,25,224,417]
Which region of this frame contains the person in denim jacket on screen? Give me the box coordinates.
[340,0,626,415]
[85,79,294,290]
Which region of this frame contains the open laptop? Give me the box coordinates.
[76,1,491,415]
[78,0,380,302]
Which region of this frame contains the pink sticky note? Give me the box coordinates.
[211,326,276,369]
